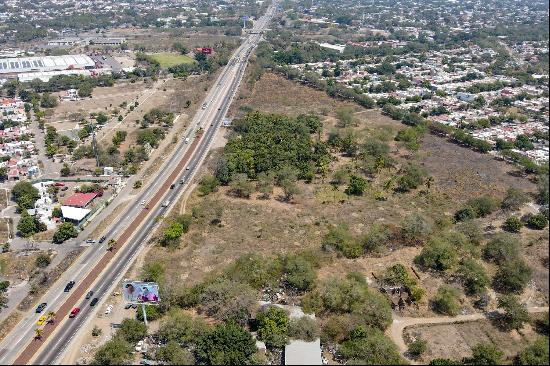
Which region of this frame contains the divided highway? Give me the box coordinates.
[0,3,277,365]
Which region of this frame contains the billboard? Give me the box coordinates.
[201,47,213,55]
[122,281,160,304]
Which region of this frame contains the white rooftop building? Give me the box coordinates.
[0,54,95,75]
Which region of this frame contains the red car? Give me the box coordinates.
[69,307,80,318]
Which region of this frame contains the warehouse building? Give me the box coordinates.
[0,54,96,77]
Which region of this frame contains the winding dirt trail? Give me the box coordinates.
[388,306,549,364]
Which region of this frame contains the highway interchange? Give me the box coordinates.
[0,3,277,365]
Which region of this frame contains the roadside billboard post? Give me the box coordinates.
[122,281,160,326]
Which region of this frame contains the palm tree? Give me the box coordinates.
[34,328,43,340]
[47,311,56,324]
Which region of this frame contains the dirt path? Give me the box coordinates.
[389,306,549,364]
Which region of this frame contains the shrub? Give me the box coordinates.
[362,224,391,255]
[321,224,362,259]
[35,254,51,268]
[256,306,289,348]
[396,163,428,192]
[464,343,503,365]
[503,216,523,233]
[345,175,368,196]
[338,326,404,365]
[493,259,532,294]
[415,238,458,271]
[501,188,529,211]
[199,279,258,326]
[400,212,433,245]
[198,175,220,196]
[516,337,549,365]
[433,285,460,316]
[195,322,257,365]
[288,316,320,342]
[483,234,520,264]
[408,339,428,358]
[526,213,548,230]
[497,295,529,331]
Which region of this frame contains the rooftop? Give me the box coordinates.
[63,192,98,207]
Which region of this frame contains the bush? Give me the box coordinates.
[501,188,529,211]
[396,163,428,192]
[156,340,194,365]
[338,326,404,365]
[345,175,369,196]
[458,259,490,295]
[321,224,362,259]
[198,175,220,196]
[92,337,133,365]
[464,342,503,365]
[35,254,51,268]
[288,316,320,341]
[400,212,433,245]
[503,216,523,233]
[433,285,461,316]
[199,279,258,326]
[362,224,391,255]
[195,322,257,365]
[493,259,532,294]
[526,213,548,230]
[408,339,428,358]
[280,254,317,291]
[256,306,289,348]
[483,234,520,264]
[415,238,458,271]
[455,195,500,221]
[497,295,529,331]
[516,337,549,365]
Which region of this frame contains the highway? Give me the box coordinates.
[0,3,277,365]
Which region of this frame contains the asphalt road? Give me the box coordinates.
[3,3,277,365]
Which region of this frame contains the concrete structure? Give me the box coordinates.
[89,37,126,46]
[61,206,91,223]
[0,54,95,76]
[318,42,346,53]
[18,69,92,82]
[285,339,322,365]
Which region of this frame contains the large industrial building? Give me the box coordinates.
[0,54,96,78]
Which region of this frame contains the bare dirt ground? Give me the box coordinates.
[401,311,548,364]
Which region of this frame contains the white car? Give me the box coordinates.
[140,200,146,205]
[105,305,113,315]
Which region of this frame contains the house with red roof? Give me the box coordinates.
[62,192,98,208]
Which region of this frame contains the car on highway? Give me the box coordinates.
[180,178,185,184]
[170,183,175,189]
[184,137,190,144]
[99,236,107,243]
[140,200,146,205]
[35,302,47,313]
[90,298,99,307]
[69,307,80,318]
[185,166,190,171]
[64,280,75,292]
[85,291,94,299]
[202,103,208,110]
[37,316,47,325]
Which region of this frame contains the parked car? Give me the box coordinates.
[105,304,113,315]
[90,298,99,307]
[35,303,47,313]
[85,291,94,299]
[64,281,75,292]
[69,307,80,318]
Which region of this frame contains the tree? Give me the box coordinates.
[230,173,254,198]
[12,181,40,209]
[172,42,188,55]
[34,328,43,340]
[280,254,317,291]
[195,322,257,365]
[35,253,51,268]
[92,336,133,365]
[281,179,300,201]
[516,337,549,365]
[497,295,529,331]
[17,209,37,237]
[198,175,220,196]
[501,188,529,211]
[256,306,289,348]
[256,171,275,198]
[199,279,258,326]
[338,326,404,365]
[415,238,458,271]
[107,239,116,251]
[46,311,56,324]
[321,224,362,259]
[40,93,58,108]
[156,340,194,365]
[396,163,428,192]
[96,113,108,124]
[503,216,523,233]
[335,107,355,128]
[458,259,490,295]
[119,318,147,343]
[52,222,78,244]
[78,83,93,98]
[141,261,165,283]
[60,163,71,177]
[157,312,207,345]
[0,167,8,181]
[162,222,184,247]
[345,175,368,196]
[483,234,520,264]
[408,339,428,358]
[433,285,461,316]
[464,343,503,365]
[493,259,532,294]
[288,317,320,341]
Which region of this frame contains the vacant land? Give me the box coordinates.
[149,52,195,68]
[403,318,545,363]
[147,72,545,308]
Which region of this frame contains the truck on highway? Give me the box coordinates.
[161,200,170,208]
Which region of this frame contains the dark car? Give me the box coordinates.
[170,184,175,189]
[64,281,75,292]
[99,236,107,243]
[90,298,99,306]
[35,302,47,313]
[85,291,94,299]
